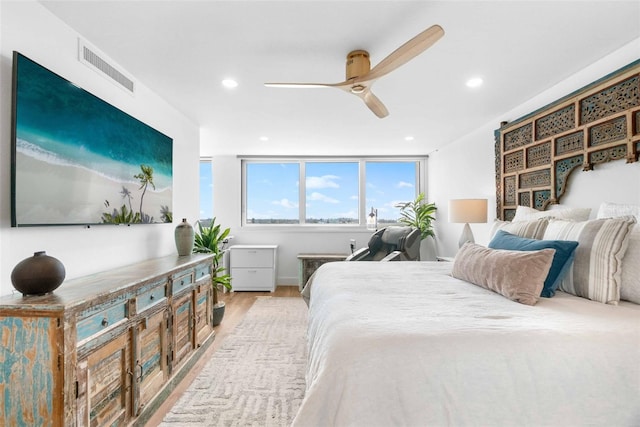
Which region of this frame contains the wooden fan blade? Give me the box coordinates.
[361,89,389,118]
[364,25,444,82]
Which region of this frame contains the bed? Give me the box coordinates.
[293,207,640,427]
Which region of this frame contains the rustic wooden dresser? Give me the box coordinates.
[0,253,215,427]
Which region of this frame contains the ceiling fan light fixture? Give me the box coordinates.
[350,84,366,94]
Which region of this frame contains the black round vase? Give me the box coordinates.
[11,251,66,295]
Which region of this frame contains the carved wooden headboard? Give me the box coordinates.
[495,60,640,221]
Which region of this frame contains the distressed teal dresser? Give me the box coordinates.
[0,253,215,427]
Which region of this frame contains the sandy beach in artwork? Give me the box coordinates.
[15,152,172,225]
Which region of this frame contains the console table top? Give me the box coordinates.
[0,253,213,311]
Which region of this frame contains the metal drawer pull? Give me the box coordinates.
[101,318,109,327]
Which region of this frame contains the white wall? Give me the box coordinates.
[430,38,640,258]
[0,2,201,296]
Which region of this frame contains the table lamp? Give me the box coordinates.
[448,199,488,248]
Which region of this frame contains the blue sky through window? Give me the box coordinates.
[366,162,416,223]
[306,162,358,223]
[246,163,300,223]
[243,160,418,224]
[199,160,213,220]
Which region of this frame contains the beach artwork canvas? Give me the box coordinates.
[11,52,173,227]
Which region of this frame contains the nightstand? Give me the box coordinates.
[229,245,278,291]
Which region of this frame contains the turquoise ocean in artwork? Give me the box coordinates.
[15,54,172,191]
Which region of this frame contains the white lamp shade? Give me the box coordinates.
[448,199,488,224]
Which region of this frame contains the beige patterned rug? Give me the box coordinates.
[160,297,308,426]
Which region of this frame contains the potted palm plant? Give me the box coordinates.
[193,217,232,326]
[395,193,437,260]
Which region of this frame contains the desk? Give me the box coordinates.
[297,253,349,291]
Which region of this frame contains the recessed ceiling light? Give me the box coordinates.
[222,79,238,89]
[259,136,269,141]
[404,136,415,141]
[466,77,483,88]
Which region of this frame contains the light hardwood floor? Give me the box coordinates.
[144,286,303,426]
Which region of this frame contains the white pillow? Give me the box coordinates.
[543,217,636,304]
[597,202,640,222]
[513,205,591,222]
[597,203,640,304]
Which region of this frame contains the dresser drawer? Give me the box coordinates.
[231,248,273,268]
[136,281,167,313]
[77,302,128,343]
[194,263,211,282]
[172,271,194,295]
[231,268,274,291]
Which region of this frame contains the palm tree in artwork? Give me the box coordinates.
[120,186,134,213]
[134,165,155,218]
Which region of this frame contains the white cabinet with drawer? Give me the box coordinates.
[230,245,278,291]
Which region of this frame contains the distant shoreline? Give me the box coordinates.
[15,152,173,225]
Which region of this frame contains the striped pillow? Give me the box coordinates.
[490,218,549,240]
[596,203,640,304]
[543,217,636,304]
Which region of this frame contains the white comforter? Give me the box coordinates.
[293,262,640,427]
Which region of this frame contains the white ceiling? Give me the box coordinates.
[40,1,640,156]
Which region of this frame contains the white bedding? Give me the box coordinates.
[294,262,640,427]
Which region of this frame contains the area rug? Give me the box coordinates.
[160,297,308,427]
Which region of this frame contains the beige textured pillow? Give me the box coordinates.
[452,243,555,306]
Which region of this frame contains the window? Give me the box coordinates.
[242,157,425,227]
[305,162,359,224]
[246,162,299,224]
[199,159,213,222]
[365,161,417,226]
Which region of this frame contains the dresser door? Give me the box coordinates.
[194,284,213,347]
[76,330,132,427]
[171,291,194,369]
[133,307,169,415]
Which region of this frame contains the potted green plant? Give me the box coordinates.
[395,193,437,260]
[193,217,232,326]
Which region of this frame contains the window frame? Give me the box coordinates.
[241,156,427,229]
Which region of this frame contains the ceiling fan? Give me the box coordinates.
[264,25,444,118]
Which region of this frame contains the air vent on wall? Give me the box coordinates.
[78,38,135,94]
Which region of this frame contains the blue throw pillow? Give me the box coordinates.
[488,230,579,297]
